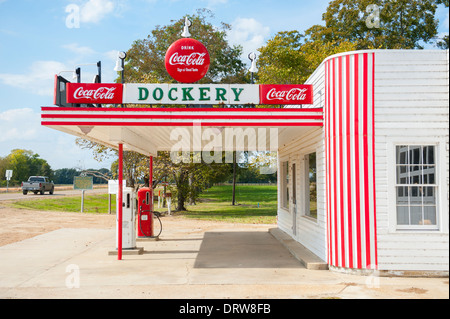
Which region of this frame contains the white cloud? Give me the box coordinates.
[0,61,67,96]
[63,43,97,56]
[80,0,116,24]
[0,108,40,143]
[227,18,270,61]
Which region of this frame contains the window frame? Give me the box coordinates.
[280,160,290,211]
[304,152,317,220]
[387,138,448,233]
[394,145,438,230]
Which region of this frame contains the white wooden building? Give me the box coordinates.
[42,49,448,274]
[277,49,449,274]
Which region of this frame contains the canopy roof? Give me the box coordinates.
[41,107,324,156]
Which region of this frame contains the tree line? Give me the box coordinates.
[0,149,111,186]
[0,149,276,189]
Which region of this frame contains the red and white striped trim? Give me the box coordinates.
[41,107,324,127]
[325,52,377,270]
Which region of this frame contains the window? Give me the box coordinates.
[305,153,317,219]
[395,145,438,229]
[281,161,289,210]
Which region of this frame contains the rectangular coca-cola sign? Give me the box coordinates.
[66,83,123,104]
[260,85,313,105]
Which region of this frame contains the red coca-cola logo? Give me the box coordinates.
[165,38,210,83]
[260,85,313,105]
[66,83,123,104]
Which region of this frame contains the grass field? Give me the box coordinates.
[9,194,116,214]
[7,185,278,224]
[181,185,278,224]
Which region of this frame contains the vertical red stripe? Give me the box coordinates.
[118,143,123,261]
[346,55,353,269]
[371,53,378,269]
[339,57,345,268]
[363,53,371,267]
[332,58,338,267]
[354,54,362,269]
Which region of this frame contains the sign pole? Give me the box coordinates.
[118,143,123,261]
[81,190,85,213]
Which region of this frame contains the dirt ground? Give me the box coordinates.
[0,205,117,247]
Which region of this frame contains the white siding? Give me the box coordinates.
[277,63,327,262]
[373,50,449,271]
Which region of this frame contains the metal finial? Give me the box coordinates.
[181,17,192,38]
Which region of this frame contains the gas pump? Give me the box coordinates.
[137,187,153,238]
[137,187,162,239]
[116,187,137,250]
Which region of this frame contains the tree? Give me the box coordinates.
[319,0,439,49]
[125,8,247,85]
[258,0,443,85]
[0,149,53,185]
[258,30,356,85]
[78,10,246,210]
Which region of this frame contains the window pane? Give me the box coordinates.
[396,166,408,184]
[396,186,409,204]
[410,169,422,184]
[424,206,437,225]
[410,146,422,164]
[424,146,435,164]
[424,166,435,184]
[409,186,422,205]
[396,146,408,164]
[307,153,317,219]
[423,186,436,204]
[410,206,423,225]
[397,206,409,225]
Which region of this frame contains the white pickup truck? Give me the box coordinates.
[21,176,55,195]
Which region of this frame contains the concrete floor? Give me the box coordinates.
[0,219,448,300]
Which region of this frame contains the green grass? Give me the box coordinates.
[178,185,278,224]
[7,185,278,224]
[9,194,116,214]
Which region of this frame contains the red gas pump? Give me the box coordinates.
[137,187,154,238]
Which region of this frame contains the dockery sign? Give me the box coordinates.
[65,83,313,106]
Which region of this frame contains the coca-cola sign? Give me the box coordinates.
[66,83,123,104]
[260,85,313,105]
[165,38,210,83]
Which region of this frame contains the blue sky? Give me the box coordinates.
[0,0,448,171]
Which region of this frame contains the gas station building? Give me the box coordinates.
[42,49,449,275]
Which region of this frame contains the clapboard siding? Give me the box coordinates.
[373,50,449,271]
[278,128,326,261]
[277,49,448,272]
[277,62,327,261]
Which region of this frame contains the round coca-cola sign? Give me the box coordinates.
[165,38,210,83]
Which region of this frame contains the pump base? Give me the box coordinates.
[137,236,160,241]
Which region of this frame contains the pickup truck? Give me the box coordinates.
[21,176,55,195]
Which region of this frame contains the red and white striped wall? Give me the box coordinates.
[324,52,378,270]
